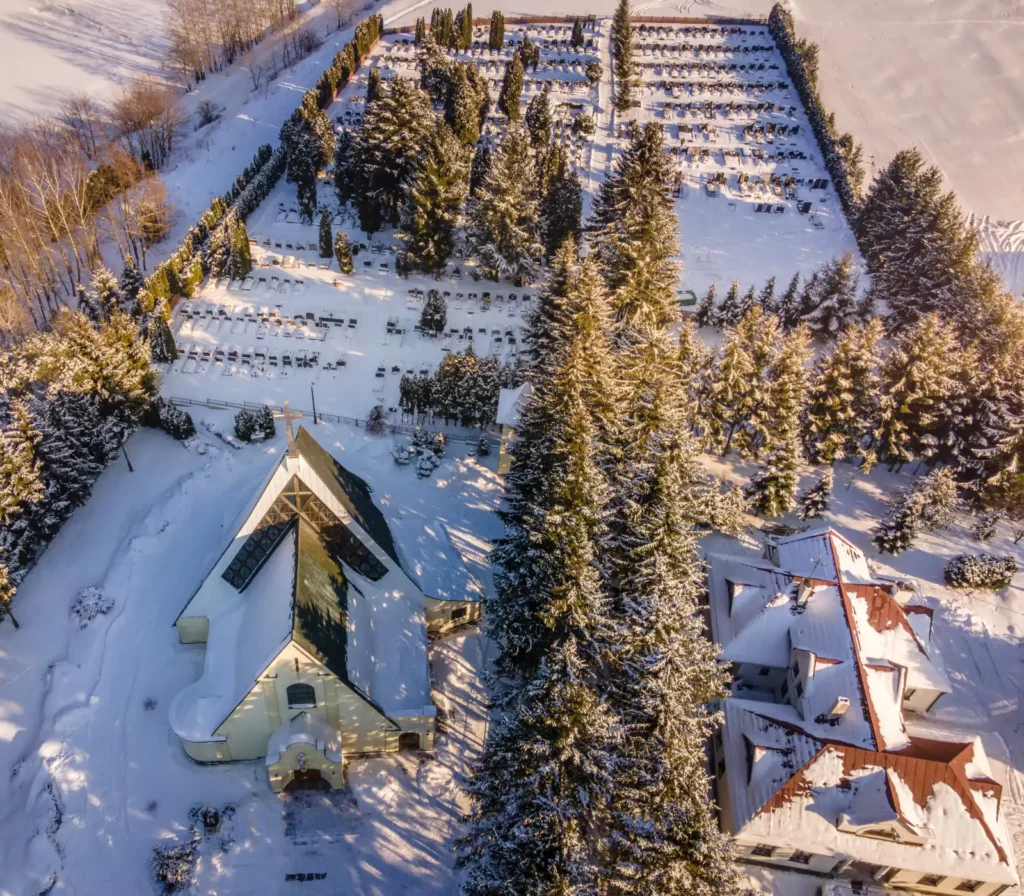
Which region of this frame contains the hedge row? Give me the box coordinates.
[140,12,383,316]
[767,4,864,215]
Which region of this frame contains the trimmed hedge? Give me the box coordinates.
[768,4,864,214]
[139,12,383,314]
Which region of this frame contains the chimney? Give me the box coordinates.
[829,697,851,718]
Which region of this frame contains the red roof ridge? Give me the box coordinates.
[828,535,886,751]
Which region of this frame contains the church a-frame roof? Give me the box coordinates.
[170,427,432,746]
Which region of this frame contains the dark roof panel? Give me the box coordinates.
[293,519,348,680]
[295,426,403,571]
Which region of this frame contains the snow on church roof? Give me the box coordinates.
[171,428,432,745]
[721,699,1017,886]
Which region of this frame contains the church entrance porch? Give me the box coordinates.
[266,712,345,793]
[284,768,331,792]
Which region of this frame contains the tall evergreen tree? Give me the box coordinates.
[488,10,504,50]
[334,231,354,274]
[611,0,635,111]
[319,209,333,258]
[715,281,742,329]
[118,256,145,315]
[570,16,584,50]
[589,123,679,342]
[757,276,777,314]
[353,77,434,235]
[462,256,616,895]
[469,142,492,198]
[809,253,859,338]
[468,125,542,285]
[693,283,716,328]
[804,319,884,463]
[875,313,962,470]
[402,124,471,275]
[539,143,582,258]
[775,272,800,329]
[798,468,834,520]
[498,52,524,121]
[333,128,357,206]
[524,86,553,148]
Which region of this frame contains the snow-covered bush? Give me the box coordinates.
[234,409,257,441]
[367,405,387,434]
[973,511,1000,542]
[430,431,447,458]
[151,839,197,893]
[234,406,275,442]
[944,554,1017,590]
[476,435,491,457]
[147,398,196,442]
[70,587,114,628]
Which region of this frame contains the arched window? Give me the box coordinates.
[287,683,317,707]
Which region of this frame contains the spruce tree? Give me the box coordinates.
[571,16,584,50]
[775,272,800,329]
[498,52,524,121]
[227,218,253,280]
[353,77,435,234]
[488,10,504,50]
[318,209,333,258]
[334,128,357,205]
[703,325,754,455]
[804,319,883,463]
[419,288,448,335]
[589,123,680,341]
[694,283,717,328]
[524,86,552,148]
[119,256,145,315]
[366,67,381,103]
[612,0,635,111]
[486,254,616,680]
[89,266,123,321]
[462,255,616,895]
[334,231,354,273]
[875,313,961,470]
[715,281,742,328]
[401,123,471,275]
[468,125,542,285]
[746,437,801,518]
[797,468,834,520]
[469,142,491,197]
[810,253,859,338]
[539,143,582,258]
[757,276,777,314]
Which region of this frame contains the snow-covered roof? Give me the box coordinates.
[496,382,533,428]
[266,711,343,765]
[721,699,1017,886]
[707,528,951,753]
[388,510,495,604]
[171,427,432,744]
[170,528,296,743]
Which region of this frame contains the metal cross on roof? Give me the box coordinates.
[274,401,303,458]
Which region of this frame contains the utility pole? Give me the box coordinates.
[310,384,319,424]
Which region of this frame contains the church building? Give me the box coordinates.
[169,421,476,792]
